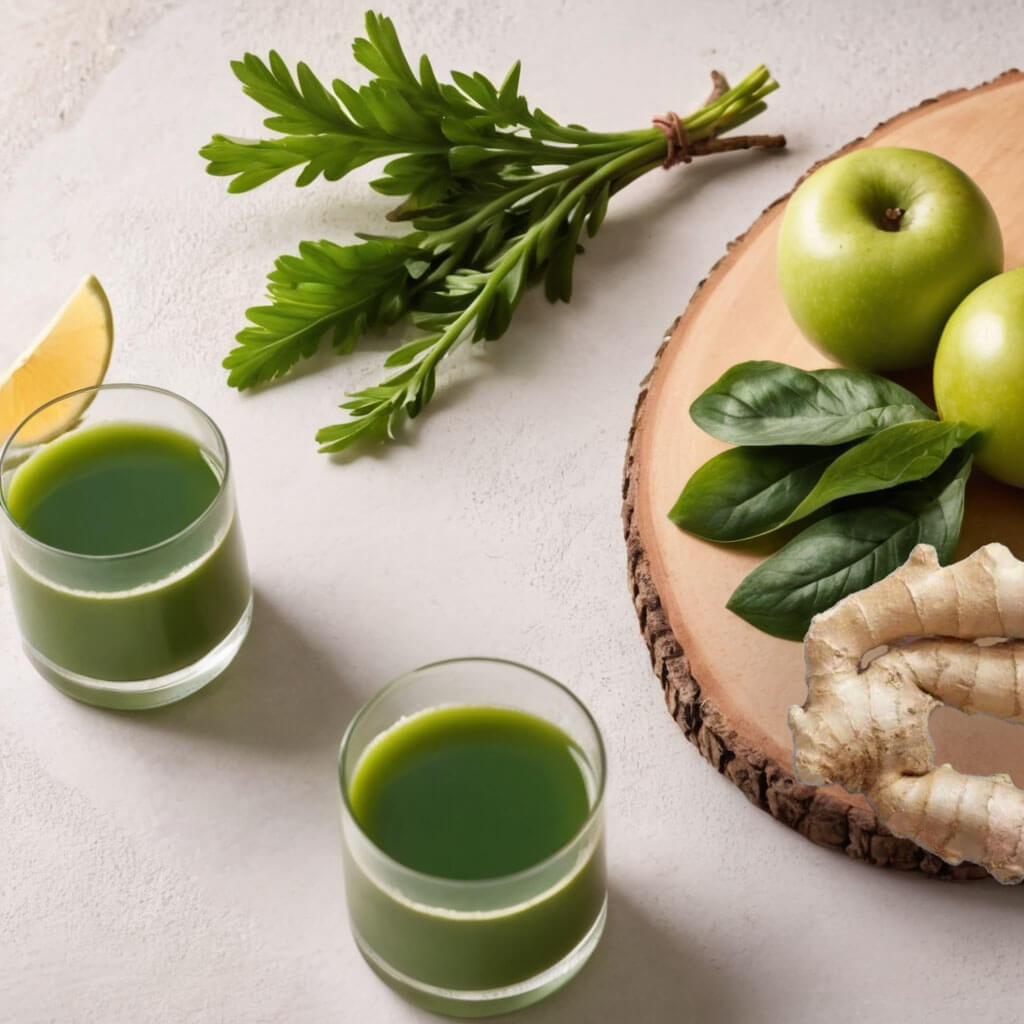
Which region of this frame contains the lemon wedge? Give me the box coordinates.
[0,275,114,447]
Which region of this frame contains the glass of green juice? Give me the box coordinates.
[0,384,252,710]
[338,657,607,1018]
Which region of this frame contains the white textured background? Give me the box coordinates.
[3,1,1024,1022]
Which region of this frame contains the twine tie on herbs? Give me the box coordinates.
[652,112,691,168]
[653,71,735,169]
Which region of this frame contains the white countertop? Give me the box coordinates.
[3,2,1024,1022]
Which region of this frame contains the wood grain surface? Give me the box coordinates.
[624,70,1024,879]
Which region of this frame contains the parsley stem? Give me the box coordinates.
[417,138,667,375]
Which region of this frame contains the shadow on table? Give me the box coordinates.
[495,885,740,1024]
[873,858,1024,907]
[324,368,493,465]
[310,147,793,464]
[370,149,783,432]
[126,587,357,754]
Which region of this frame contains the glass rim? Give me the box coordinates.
[0,382,232,562]
[338,655,607,892]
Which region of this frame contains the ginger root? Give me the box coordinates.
[789,543,1024,883]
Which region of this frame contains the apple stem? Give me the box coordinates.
[882,206,906,231]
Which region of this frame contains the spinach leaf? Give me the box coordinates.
[782,419,979,525]
[725,448,973,641]
[670,421,976,543]
[668,445,842,542]
[690,360,937,446]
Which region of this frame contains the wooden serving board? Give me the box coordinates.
[624,70,1024,879]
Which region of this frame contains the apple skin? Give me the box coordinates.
[933,267,1024,488]
[778,147,1003,371]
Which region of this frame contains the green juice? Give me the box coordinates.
[3,422,251,684]
[8,422,221,555]
[343,705,606,996]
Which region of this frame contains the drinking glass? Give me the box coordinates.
[338,657,607,1018]
[0,384,252,709]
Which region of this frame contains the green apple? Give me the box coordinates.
[777,147,1003,371]
[934,267,1024,488]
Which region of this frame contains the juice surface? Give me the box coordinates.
[6,422,219,554]
[349,705,592,879]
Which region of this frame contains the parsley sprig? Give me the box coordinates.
[201,11,783,452]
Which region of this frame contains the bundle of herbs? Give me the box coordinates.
[201,11,783,453]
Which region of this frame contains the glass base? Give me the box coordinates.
[23,594,253,710]
[352,896,607,1019]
